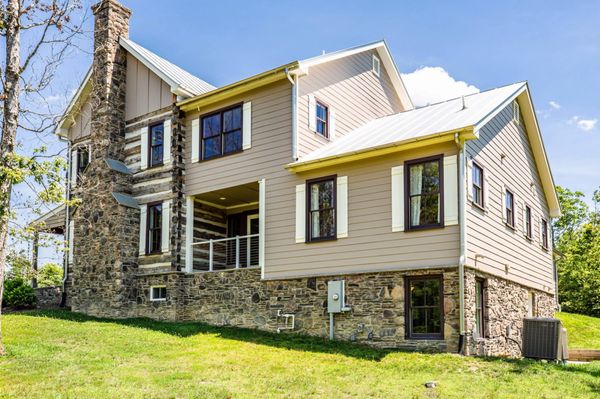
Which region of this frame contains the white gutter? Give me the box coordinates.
[286,68,299,161]
[455,133,467,353]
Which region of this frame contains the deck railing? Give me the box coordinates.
[190,234,259,272]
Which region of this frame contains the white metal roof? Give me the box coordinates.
[294,82,526,164]
[119,37,216,97]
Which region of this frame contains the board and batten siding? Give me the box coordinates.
[297,49,404,157]
[125,53,173,121]
[465,103,554,293]
[265,143,460,280]
[67,95,92,142]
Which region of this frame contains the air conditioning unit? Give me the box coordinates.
[522,318,569,362]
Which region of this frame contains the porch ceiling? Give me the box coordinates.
[194,182,259,208]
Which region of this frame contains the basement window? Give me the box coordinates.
[150,286,167,301]
[405,276,444,339]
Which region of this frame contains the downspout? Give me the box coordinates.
[286,68,299,161]
[60,137,71,308]
[455,132,467,354]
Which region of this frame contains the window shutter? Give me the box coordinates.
[191,118,200,163]
[295,184,306,243]
[139,204,147,255]
[444,155,459,226]
[466,158,473,202]
[391,165,404,232]
[337,176,348,238]
[243,101,252,150]
[329,108,337,140]
[70,149,78,187]
[501,184,507,223]
[163,120,172,164]
[522,202,527,237]
[161,201,170,253]
[140,126,149,170]
[308,94,316,132]
[483,171,490,211]
[68,220,74,264]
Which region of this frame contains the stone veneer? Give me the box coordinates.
[68,0,139,318]
[34,286,62,309]
[463,267,556,357]
[129,268,460,351]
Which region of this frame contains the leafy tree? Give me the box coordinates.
[37,262,63,287]
[554,186,600,317]
[5,249,34,281]
[0,0,85,355]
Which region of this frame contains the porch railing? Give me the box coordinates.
[190,234,259,272]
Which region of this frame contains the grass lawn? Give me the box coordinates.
[0,310,599,399]
[557,312,600,350]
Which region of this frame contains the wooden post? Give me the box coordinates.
[31,231,39,288]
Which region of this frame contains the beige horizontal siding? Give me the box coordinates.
[465,103,554,293]
[297,49,403,157]
[266,142,459,280]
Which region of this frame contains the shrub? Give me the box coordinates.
[3,278,37,308]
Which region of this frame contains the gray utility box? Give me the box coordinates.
[327,280,350,313]
[522,318,569,361]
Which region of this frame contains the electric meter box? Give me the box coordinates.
[327,280,346,313]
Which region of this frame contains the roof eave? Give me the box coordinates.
[54,68,93,138]
[178,61,299,112]
[286,127,475,173]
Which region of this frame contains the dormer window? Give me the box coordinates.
[149,122,164,168]
[315,101,329,138]
[372,54,381,77]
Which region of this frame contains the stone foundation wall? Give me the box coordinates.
[130,267,460,351]
[464,268,556,357]
[34,286,62,308]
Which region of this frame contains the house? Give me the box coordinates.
[39,0,560,357]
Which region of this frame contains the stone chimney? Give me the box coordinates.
[69,0,138,317]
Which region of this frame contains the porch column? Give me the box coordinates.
[258,179,266,278]
[185,196,194,273]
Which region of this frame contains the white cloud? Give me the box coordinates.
[549,101,561,110]
[568,115,597,131]
[401,66,479,107]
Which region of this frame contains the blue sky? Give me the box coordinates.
[17,0,600,264]
[113,0,599,198]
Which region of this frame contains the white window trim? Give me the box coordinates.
[150,285,167,302]
[513,100,520,124]
[372,54,381,77]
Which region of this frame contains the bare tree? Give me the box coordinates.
[0,0,85,355]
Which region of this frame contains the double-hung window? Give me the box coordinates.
[475,279,487,338]
[505,189,515,228]
[149,122,164,168]
[315,101,329,138]
[525,205,532,239]
[201,105,242,160]
[406,276,444,339]
[306,176,336,242]
[472,162,484,208]
[146,203,162,254]
[76,146,90,182]
[406,156,443,230]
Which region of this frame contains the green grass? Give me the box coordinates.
[557,312,600,350]
[0,310,599,398]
